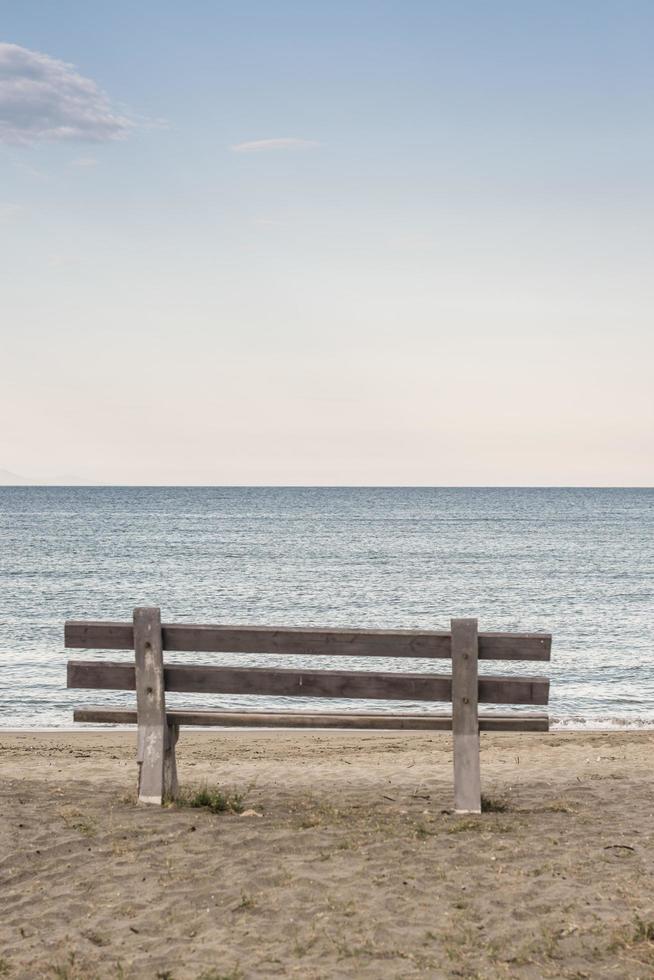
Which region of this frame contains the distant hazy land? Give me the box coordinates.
[0,468,96,486]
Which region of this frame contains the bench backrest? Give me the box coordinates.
[66,611,551,709]
[66,609,552,811]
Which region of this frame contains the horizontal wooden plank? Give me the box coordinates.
[64,621,551,662]
[66,621,134,650]
[67,661,549,705]
[73,707,549,732]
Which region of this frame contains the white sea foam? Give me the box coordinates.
[552,715,654,731]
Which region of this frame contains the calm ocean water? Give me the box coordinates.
[1,486,653,729]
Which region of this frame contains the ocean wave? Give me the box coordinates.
[551,715,654,731]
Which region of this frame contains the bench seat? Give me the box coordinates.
[73,706,549,732]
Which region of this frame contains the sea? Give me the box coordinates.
[0,486,652,730]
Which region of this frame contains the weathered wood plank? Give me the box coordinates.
[73,707,549,732]
[133,607,169,806]
[451,618,481,814]
[164,722,179,798]
[66,621,134,651]
[64,621,551,661]
[67,660,549,705]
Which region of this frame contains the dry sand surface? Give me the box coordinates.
[2,729,654,979]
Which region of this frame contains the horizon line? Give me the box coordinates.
[1,483,653,490]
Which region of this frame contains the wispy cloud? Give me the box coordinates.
[0,202,21,219]
[14,160,48,179]
[70,156,98,168]
[0,42,134,144]
[252,217,285,226]
[230,137,320,153]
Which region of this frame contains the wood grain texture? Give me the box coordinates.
[67,660,549,705]
[133,607,168,806]
[451,618,482,814]
[73,707,549,732]
[164,722,179,799]
[64,621,551,661]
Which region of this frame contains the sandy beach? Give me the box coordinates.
[1,729,654,979]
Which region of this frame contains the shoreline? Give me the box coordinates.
[3,718,654,733]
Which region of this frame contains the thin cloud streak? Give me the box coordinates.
[230,137,320,153]
[70,156,98,168]
[0,42,134,144]
[0,202,21,219]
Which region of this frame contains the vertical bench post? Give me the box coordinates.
[451,618,481,814]
[134,607,176,805]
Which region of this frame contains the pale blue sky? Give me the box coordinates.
[1,1,653,484]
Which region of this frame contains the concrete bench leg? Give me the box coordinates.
[451,618,482,814]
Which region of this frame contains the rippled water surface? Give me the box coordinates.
[1,486,652,728]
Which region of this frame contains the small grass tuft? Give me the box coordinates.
[176,785,244,815]
[50,954,88,980]
[447,818,483,834]
[197,969,243,980]
[544,800,576,814]
[298,815,322,829]
[481,795,509,813]
[71,819,97,837]
[0,958,10,977]
[633,917,654,943]
[232,893,256,912]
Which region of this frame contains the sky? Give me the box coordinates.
[1,1,653,485]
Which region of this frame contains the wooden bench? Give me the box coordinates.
[65,607,552,813]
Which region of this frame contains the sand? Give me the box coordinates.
[1,729,654,979]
